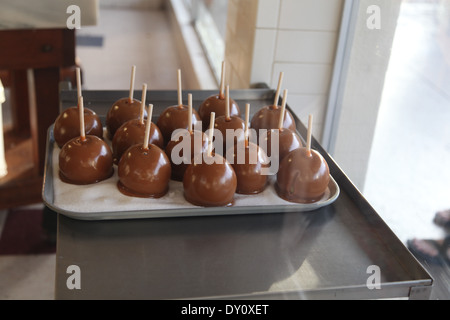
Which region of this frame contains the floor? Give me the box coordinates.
[1,3,449,300]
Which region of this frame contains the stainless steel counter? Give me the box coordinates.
[51,87,433,299]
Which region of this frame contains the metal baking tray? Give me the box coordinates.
[42,88,339,220]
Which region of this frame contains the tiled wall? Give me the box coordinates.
[224,0,344,142]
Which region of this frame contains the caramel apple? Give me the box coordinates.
[198,61,240,131]
[214,85,245,154]
[259,90,302,162]
[117,104,171,198]
[112,84,163,164]
[54,106,103,148]
[59,96,113,185]
[156,69,201,144]
[228,104,269,194]
[275,115,330,203]
[262,128,302,162]
[250,72,296,134]
[106,65,146,139]
[54,67,103,148]
[183,112,237,207]
[165,94,208,181]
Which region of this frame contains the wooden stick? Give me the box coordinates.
[219,61,226,98]
[76,67,82,100]
[306,114,313,155]
[177,69,183,107]
[79,96,86,141]
[225,85,230,120]
[273,72,284,107]
[140,83,147,124]
[244,103,250,147]
[188,93,193,133]
[278,89,288,130]
[129,65,136,103]
[143,104,154,150]
[207,112,215,157]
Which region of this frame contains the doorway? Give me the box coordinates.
[363,0,450,243]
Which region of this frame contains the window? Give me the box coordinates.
[183,0,228,83]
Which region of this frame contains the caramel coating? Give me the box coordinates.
[198,94,240,131]
[106,98,144,140]
[59,135,114,185]
[214,116,246,155]
[112,119,164,164]
[251,105,296,134]
[117,144,171,198]
[54,106,103,148]
[165,130,209,181]
[183,153,237,207]
[276,148,330,203]
[156,104,201,146]
[261,128,302,163]
[229,142,269,194]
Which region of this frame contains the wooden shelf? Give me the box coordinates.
[0,28,75,210]
[0,130,42,210]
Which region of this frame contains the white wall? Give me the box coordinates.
[331,0,401,190]
[225,0,344,142]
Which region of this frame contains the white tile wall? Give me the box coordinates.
[224,0,343,140]
[271,63,333,95]
[274,30,338,64]
[278,0,343,31]
[248,0,343,142]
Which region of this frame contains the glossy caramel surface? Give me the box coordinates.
[198,94,240,131]
[250,105,296,133]
[106,98,144,139]
[59,135,114,185]
[276,148,330,203]
[118,144,171,198]
[183,153,237,207]
[156,104,201,145]
[112,119,164,164]
[262,128,302,162]
[54,106,103,148]
[165,130,209,181]
[229,142,269,194]
[214,115,246,154]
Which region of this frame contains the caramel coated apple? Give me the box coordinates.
[156,104,201,146]
[54,106,103,148]
[183,153,237,207]
[229,142,269,194]
[198,94,240,131]
[214,116,246,154]
[106,98,144,140]
[251,105,296,134]
[112,119,164,164]
[59,135,114,185]
[117,144,171,198]
[276,148,330,203]
[165,130,209,181]
[261,128,302,163]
